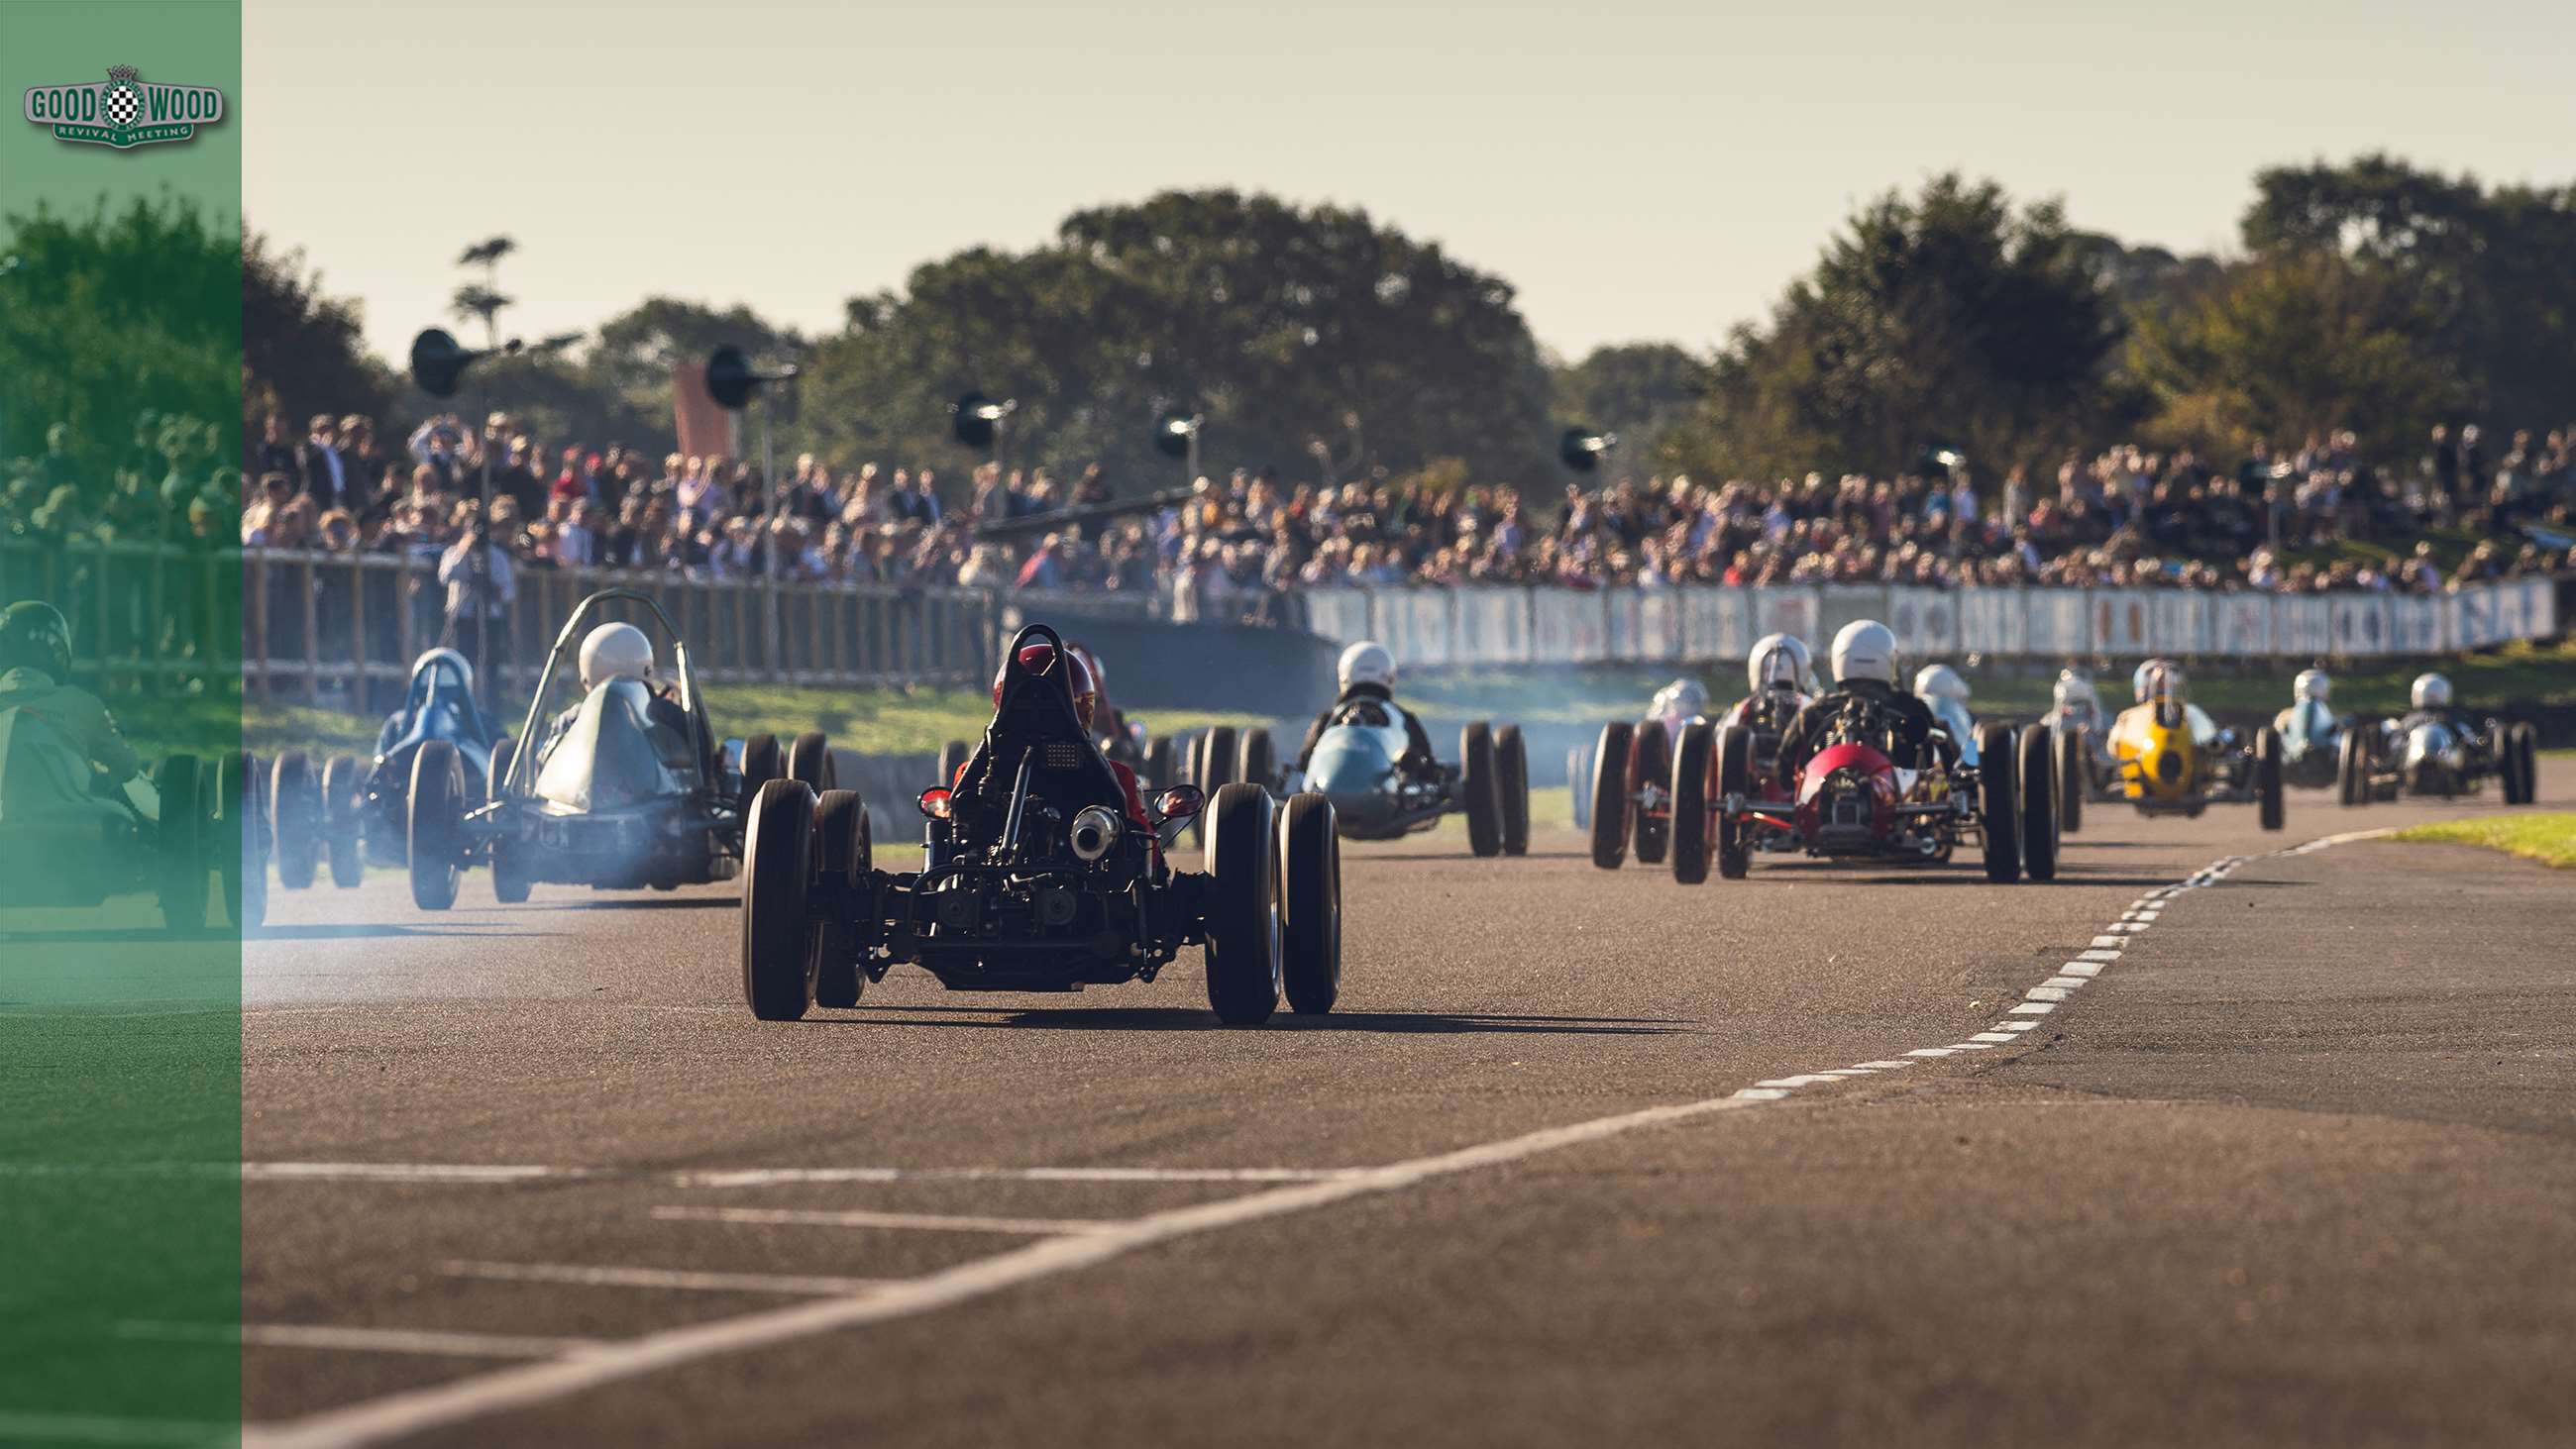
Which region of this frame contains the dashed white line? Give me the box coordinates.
[649,1206,1126,1237]
[439,1262,891,1296]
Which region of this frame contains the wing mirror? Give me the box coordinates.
[1152,785,1204,821]
[917,786,953,820]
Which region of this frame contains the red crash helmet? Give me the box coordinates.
[995,641,1098,730]
[1067,642,1108,698]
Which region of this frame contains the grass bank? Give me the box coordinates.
[2392,812,2576,870]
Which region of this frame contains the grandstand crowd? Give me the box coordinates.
[8,407,2576,614]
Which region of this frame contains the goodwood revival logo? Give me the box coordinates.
[22,65,226,150]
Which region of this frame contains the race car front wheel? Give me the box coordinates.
[1204,782,1280,1026]
[322,754,367,886]
[789,731,835,792]
[2255,727,2286,832]
[1668,722,1714,885]
[809,787,871,1009]
[269,751,320,891]
[2056,729,2085,835]
[1977,723,2021,883]
[1460,722,1504,858]
[1588,722,1633,871]
[2337,728,2366,807]
[219,752,266,932]
[153,756,207,934]
[1278,792,1341,1015]
[1495,724,1530,857]
[1631,719,1671,866]
[1714,725,1753,880]
[407,740,466,912]
[2018,726,2059,883]
[741,778,818,1022]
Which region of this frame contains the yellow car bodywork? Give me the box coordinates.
[2106,699,2220,811]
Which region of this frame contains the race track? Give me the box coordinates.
[224,776,2576,1447]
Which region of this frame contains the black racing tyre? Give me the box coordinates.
[153,757,207,934]
[2255,726,2285,832]
[2496,727,2525,805]
[1495,724,1531,857]
[2018,725,2059,883]
[1461,722,1503,858]
[1203,782,1280,1026]
[1145,735,1176,791]
[1194,726,1238,847]
[269,751,319,890]
[2056,728,2085,835]
[219,751,266,931]
[2517,723,2541,804]
[322,754,367,887]
[1588,721,1633,870]
[2337,727,2365,808]
[1714,724,1753,880]
[1568,744,1592,832]
[810,787,871,1009]
[1669,721,1714,885]
[407,740,466,911]
[484,738,516,803]
[1631,719,1671,865]
[789,731,835,791]
[1977,722,2021,883]
[741,778,818,1021]
[740,733,784,813]
[1238,726,1277,793]
[490,738,532,902]
[1277,792,1342,1015]
[935,739,972,792]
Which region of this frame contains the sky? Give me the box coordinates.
[244,0,2571,367]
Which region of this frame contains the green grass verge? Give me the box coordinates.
[2391,812,2576,869]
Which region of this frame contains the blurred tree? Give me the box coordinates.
[1665,175,2124,482]
[241,229,398,442]
[803,190,1554,502]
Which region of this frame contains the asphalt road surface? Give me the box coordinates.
[199,772,2576,1446]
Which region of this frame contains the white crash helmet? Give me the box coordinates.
[2053,668,2098,712]
[579,621,656,689]
[1653,677,1711,720]
[410,646,473,697]
[2295,668,2330,704]
[1747,632,1813,694]
[1829,620,1898,686]
[1338,640,1396,692]
[1913,663,1970,704]
[2411,672,2452,710]
[2133,658,2185,703]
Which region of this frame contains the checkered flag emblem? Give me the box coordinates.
[104,64,140,126]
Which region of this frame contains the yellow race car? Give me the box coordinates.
[2101,662,2284,830]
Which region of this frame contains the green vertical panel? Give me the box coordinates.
[0,3,245,1446]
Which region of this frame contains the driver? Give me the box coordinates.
[2398,672,2473,736]
[1725,632,1812,735]
[1777,620,1951,779]
[2115,657,2218,746]
[0,600,155,819]
[538,623,697,764]
[375,647,502,757]
[2276,666,2337,753]
[2052,665,2107,736]
[971,640,1153,834]
[1648,677,1711,730]
[1913,663,1977,753]
[1066,641,1132,755]
[1293,640,1437,780]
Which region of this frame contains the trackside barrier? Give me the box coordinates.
[1296,580,2561,665]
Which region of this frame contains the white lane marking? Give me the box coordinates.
[0,1161,1369,1188]
[0,1411,234,1446]
[2077,948,2121,961]
[2090,936,2126,948]
[2008,1002,2056,1016]
[250,1163,583,1186]
[439,1262,890,1296]
[247,1094,1771,1449]
[2024,985,2070,1002]
[2040,976,2087,990]
[649,1207,1126,1237]
[683,1165,1356,1188]
[1906,1047,1957,1058]
[1731,1087,1789,1100]
[2062,962,2103,978]
[1971,1031,2020,1044]
[1849,1060,1915,1071]
[119,1321,596,1359]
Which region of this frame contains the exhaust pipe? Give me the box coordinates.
[1069,805,1122,862]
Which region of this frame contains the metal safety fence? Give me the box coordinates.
[1297,579,2565,667]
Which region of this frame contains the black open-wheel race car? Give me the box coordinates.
[0,732,268,933]
[405,588,831,909]
[741,625,1342,1026]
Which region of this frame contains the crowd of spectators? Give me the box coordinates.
[10,407,2575,613]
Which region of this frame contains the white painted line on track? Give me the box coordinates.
[438,1262,891,1296]
[649,1206,1127,1237]
[683,1165,1358,1188]
[119,1321,598,1360]
[0,1161,1373,1188]
[0,1410,235,1446]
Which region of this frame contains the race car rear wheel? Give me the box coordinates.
[322,754,367,887]
[741,734,784,813]
[2018,726,2059,883]
[2056,729,2086,835]
[407,740,467,911]
[491,742,531,901]
[810,787,871,1009]
[1714,724,1752,880]
[1631,719,1671,866]
[1461,722,1504,858]
[1977,723,2021,883]
[1194,727,1238,847]
[153,756,207,934]
[935,739,973,792]
[789,731,835,791]
[1203,782,1280,1026]
[1278,791,1341,1015]
[1668,721,1714,885]
[1496,724,1530,857]
[2255,727,2286,832]
[1145,735,1176,790]
[219,751,266,931]
[1588,722,1633,870]
[2516,723,2541,804]
[1238,727,1276,793]
[741,778,817,1021]
[269,751,320,890]
[2337,727,2365,807]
